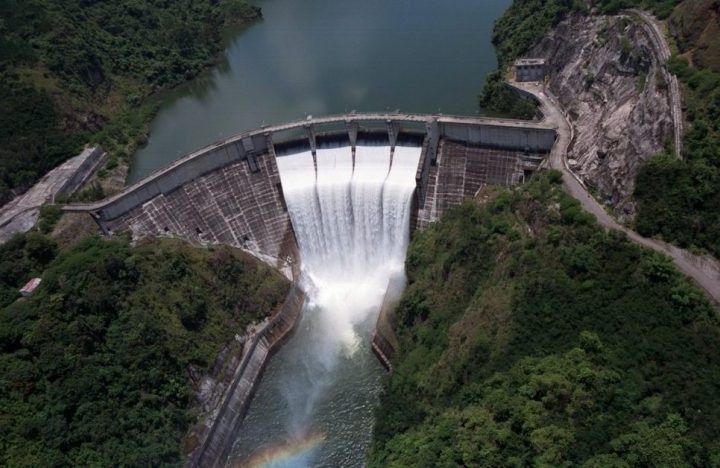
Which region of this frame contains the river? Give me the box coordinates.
[129,0,510,466]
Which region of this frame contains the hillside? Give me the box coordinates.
[479,0,678,116]
[633,6,720,256]
[369,172,720,466]
[670,0,720,72]
[0,0,260,205]
[0,235,289,466]
[528,12,673,221]
[480,0,720,257]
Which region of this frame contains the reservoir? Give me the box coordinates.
[127,0,511,183]
[127,0,511,465]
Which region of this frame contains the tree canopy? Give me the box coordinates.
[0,0,260,204]
[370,172,720,466]
[0,235,288,466]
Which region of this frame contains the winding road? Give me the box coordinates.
[511,79,720,304]
[632,9,684,158]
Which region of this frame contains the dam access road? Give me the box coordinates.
[631,9,684,159]
[511,79,720,304]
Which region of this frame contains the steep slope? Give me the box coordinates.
[0,236,288,466]
[370,172,720,466]
[670,0,720,72]
[482,0,720,257]
[529,14,673,221]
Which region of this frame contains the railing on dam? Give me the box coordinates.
[62,112,557,223]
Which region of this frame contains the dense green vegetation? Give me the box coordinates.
[0,232,58,308]
[370,172,720,466]
[0,0,260,204]
[0,235,288,466]
[669,0,720,73]
[634,56,720,256]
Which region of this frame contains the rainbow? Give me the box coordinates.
[233,432,326,467]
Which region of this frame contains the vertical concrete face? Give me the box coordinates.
[439,122,555,152]
[77,115,555,266]
[414,139,539,229]
[386,120,401,150]
[426,119,440,163]
[304,124,317,155]
[105,151,297,266]
[189,285,305,468]
[515,58,546,82]
[347,121,359,149]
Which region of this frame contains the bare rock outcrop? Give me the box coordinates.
[530,14,673,221]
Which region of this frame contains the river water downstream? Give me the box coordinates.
[128,0,510,465]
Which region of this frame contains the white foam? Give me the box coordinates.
[277,144,421,354]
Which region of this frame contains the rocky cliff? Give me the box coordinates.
[530,14,673,221]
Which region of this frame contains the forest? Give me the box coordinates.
[0,0,260,205]
[370,171,720,466]
[0,235,288,466]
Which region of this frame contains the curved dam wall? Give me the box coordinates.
[65,113,556,265]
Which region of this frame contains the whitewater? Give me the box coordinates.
[229,145,420,467]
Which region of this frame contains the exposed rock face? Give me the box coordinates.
[530,14,673,221]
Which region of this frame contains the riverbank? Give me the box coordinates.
[188,284,305,467]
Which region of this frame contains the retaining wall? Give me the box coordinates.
[57,147,108,197]
[104,150,296,264]
[188,284,305,468]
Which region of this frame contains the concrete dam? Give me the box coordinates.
[67,113,556,266]
[66,112,555,466]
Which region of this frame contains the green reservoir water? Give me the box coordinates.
[127,0,511,183]
[130,0,511,465]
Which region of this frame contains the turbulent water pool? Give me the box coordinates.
[228,145,419,466]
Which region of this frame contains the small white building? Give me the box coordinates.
[515,58,546,82]
[20,278,41,297]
